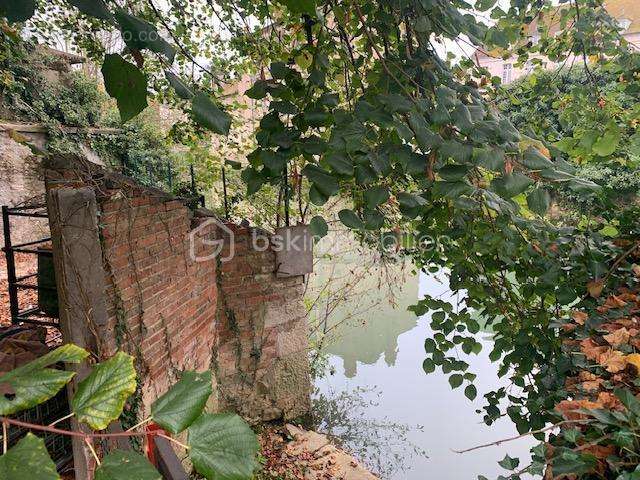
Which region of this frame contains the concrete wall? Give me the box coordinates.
[0,131,49,248]
[44,162,311,423]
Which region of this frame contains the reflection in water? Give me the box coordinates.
[313,385,426,478]
[313,271,534,480]
[324,275,418,378]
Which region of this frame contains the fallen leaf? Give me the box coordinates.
[605,295,627,309]
[597,391,621,410]
[588,280,604,298]
[633,264,640,277]
[598,349,627,373]
[582,379,603,392]
[580,338,608,361]
[603,327,630,347]
[625,353,640,374]
[556,399,603,420]
[572,311,588,325]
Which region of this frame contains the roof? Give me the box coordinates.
[605,0,640,34]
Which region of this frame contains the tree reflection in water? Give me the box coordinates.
[312,385,427,478]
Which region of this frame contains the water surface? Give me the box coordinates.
[313,270,534,479]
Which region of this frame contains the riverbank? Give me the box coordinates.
[256,424,378,480]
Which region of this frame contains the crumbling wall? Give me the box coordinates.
[215,225,311,422]
[45,160,311,424]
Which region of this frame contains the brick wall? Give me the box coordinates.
[45,162,310,422]
[215,225,311,422]
[99,194,218,408]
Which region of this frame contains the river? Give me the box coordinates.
[312,266,534,479]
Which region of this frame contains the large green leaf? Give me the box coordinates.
[0,433,59,480]
[102,54,148,123]
[615,389,640,417]
[521,147,553,170]
[64,0,112,21]
[192,92,232,135]
[364,186,389,209]
[151,370,212,435]
[95,450,160,480]
[526,187,551,215]
[72,352,137,430]
[0,0,36,22]
[165,71,194,100]
[592,123,621,157]
[338,209,365,230]
[0,344,88,415]
[114,10,175,62]
[188,413,259,480]
[301,164,339,197]
[324,153,353,175]
[491,173,534,198]
[309,216,328,238]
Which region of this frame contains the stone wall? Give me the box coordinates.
[44,161,311,422]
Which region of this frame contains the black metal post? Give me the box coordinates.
[167,160,173,190]
[221,166,229,220]
[283,163,290,226]
[190,164,196,195]
[2,206,20,323]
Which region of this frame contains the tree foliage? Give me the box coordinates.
[2,0,640,477]
[0,346,258,480]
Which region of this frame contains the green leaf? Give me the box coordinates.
[522,147,553,170]
[302,165,339,197]
[65,0,112,21]
[449,374,463,389]
[338,209,365,230]
[464,384,477,400]
[0,0,36,22]
[498,454,520,470]
[72,351,137,430]
[475,0,497,11]
[102,54,148,123]
[438,165,470,181]
[192,92,232,135]
[0,344,88,415]
[188,413,259,480]
[324,153,353,175]
[473,147,504,171]
[592,123,621,157]
[165,71,194,100]
[151,371,212,435]
[95,450,160,480]
[241,168,265,196]
[526,187,551,215]
[114,9,175,62]
[364,186,389,209]
[615,389,640,417]
[0,433,59,480]
[397,192,427,209]
[309,216,328,238]
[364,211,384,230]
[491,173,534,198]
[422,358,435,374]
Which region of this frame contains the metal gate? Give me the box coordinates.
[1,203,72,471]
[2,203,59,329]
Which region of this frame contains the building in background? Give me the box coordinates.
[476,0,640,84]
